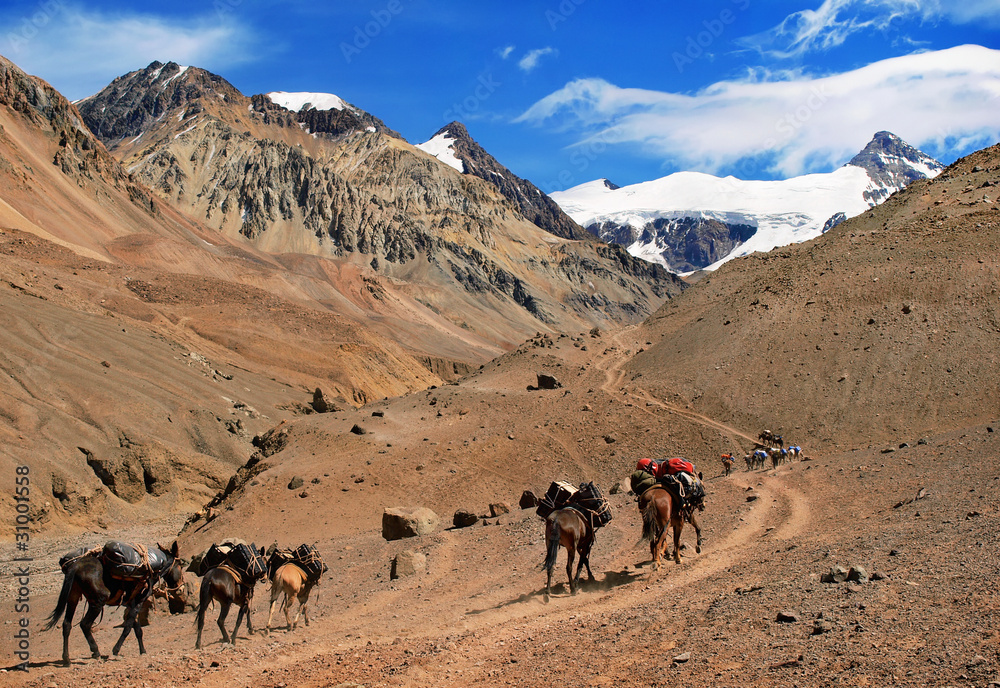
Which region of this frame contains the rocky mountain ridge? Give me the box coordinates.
[77,61,682,338]
[417,121,592,240]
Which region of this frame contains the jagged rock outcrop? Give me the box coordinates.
[587,216,757,273]
[847,130,945,204]
[418,122,591,240]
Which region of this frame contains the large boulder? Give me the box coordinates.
[536,373,561,390]
[382,507,440,540]
[391,550,427,579]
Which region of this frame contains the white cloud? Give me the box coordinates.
[518,47,556,73]
[516,45,1000,178]
[744,0,1000,58]
[498,45,515,59]
[1,6,258,100]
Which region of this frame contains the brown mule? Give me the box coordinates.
[639,487,687,570]
[265,563,319,633]
[44,542,184,666]
[195,559,264,649]
[542,507,595,602]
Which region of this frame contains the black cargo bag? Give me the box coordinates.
[536,481,578,519]
[102,541,151,579]
[227,542,267,582]
[292,543,326,582]
[571,481,613,528]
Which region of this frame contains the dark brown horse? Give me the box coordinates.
[640,486,702,571]
[542,507,595,602]
[44,542,184,666]
[195,549,266,649]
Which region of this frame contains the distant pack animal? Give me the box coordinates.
[44,541,184,666]
[721,453,735,477]
[752,449,769,469]
[195,544,267,649]
[787,446,801,460]
[542,507,595,602]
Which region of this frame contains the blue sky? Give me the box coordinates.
[3,0,999,190]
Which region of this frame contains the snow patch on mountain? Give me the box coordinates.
[267,91,349,113]
[416,132,465,173]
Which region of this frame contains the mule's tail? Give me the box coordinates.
[542,519,561,573]
[44,567,75,631]
[641,499,663,544]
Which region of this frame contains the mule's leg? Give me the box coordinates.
[60,587,83,666]
[284,590,294,630]
[230,604,246,646]
[132,602,147,655]
[79,599,104,661]
[565,545,577,595]
[265,588,280,635]
[216,600,232,644]
[291,590,304,630]
[671,517,684,564]
[112,603,140,656]
[244,598,254,636]
[299,588,311,627]
[690,511,703,554]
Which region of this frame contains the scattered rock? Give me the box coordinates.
[536,373,561,390]
[881,447,895,453]
[350,424,367,435]
[812,619,832,635]
[847,566,869,583]
[391,550,426,579]
[287,476,304,490]
[489,502,510,518]
[101,360,111,368]
[453,509,479,528]
[776,610,800,623]
[603,434,617,444]
[821,565,849,583]
[372,410,385,417]
[672,652,691,664]
[382,506,440,540]
[519,491,538,509]
[746,494,759,502]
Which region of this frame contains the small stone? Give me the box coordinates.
[453,509,479,528]
[350,424,367,435]
[603,434,617,444]
[821,565,849,584]
[390,550,426,579]
[746,494,758,502]
[287,476,304,490]
[812,619,831,635]
[101,360,111,368]
[776,611,800,623]
[519,491,538,509]
[881,447,895,453]
[672,652,691,663]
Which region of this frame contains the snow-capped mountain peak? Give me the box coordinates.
[550,132,943,273]
[416,130,465,172]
